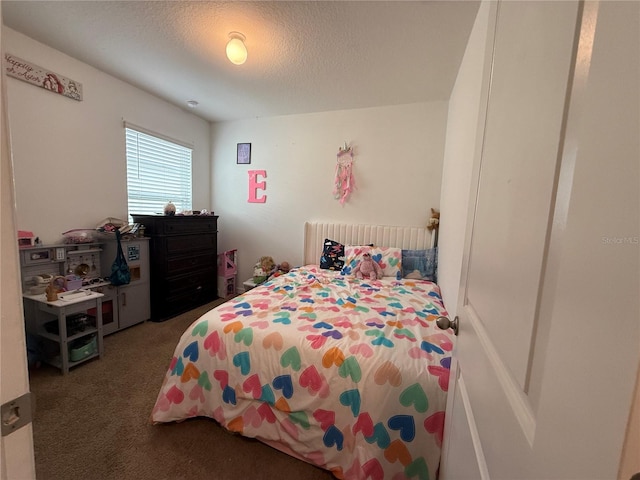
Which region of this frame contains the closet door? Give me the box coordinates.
[441,1,639,478]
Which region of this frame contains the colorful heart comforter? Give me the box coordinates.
[151,266,453,480]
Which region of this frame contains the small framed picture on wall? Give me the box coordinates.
[237,143,251,164]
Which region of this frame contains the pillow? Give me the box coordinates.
[341,245,403,279]
[402,248,438,282]
[319,238,345,271]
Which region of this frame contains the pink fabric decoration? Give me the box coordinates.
[333,146,354,205]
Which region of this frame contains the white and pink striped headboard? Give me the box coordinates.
[304,222,433,265]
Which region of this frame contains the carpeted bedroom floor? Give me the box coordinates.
[28,299,334,480]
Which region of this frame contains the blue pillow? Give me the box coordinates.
[402,248,438,282]
[319,238,345,271]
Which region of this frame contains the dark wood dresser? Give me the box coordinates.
[131,215,219,322]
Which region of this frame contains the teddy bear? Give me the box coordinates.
[353,252,383,280]
[269,261,292,280]
[427,208,440,231]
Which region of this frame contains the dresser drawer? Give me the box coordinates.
[164,251,218,276]
[159,234,216,255]
[158,270,216,298]
[132,215,218,236]
[161,217,217,235]
[154,289,218,321]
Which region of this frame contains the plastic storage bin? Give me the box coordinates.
[65,275,83,290]
[69,335,97,362]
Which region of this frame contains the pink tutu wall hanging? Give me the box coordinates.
[333,143,355,205]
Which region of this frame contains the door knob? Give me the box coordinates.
[436,316,459,336]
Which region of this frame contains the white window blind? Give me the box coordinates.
[125,126,192,221]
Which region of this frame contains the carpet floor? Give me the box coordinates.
[28,300,334,480]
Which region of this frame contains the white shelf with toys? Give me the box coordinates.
[243,256,292,293]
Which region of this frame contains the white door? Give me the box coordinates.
[440,1,639,479]
[1,9,37,476]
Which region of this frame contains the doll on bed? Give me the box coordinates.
[269,261,291,280]
[353,252,383,280]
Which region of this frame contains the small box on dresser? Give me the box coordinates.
[131,214,219,322]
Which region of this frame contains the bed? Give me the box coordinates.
[151,222,452,480]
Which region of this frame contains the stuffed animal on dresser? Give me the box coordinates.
[353,252,383,280]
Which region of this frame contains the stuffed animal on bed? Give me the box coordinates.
[268,261,291,280]
[353,252,383,280]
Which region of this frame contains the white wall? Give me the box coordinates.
[211,102,448,284]
[3,28,212,244]
[437,1,492,317]
[5,27,448,299]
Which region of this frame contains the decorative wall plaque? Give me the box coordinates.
[4,53,83,101]
[237,143,251,164]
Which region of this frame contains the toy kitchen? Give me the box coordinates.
[20,233,150,374]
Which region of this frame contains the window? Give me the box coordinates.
[125,124,192,222]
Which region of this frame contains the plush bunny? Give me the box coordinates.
[353,252,383,280]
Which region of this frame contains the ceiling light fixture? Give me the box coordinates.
[186,100,199,108]
[226,32,247,65]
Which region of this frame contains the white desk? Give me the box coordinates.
[23,290,104,374]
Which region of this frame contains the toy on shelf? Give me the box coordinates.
[427,208,440,248]
[253,256,275,284]
[217,249,237,299]
[18,230,35,248]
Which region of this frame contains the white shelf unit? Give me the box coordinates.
[23,291,104,374]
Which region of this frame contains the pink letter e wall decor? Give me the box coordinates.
[248,170,267,203]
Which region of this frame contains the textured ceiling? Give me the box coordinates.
[2,1,480,123]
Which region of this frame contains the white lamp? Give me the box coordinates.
[226,32,247,65]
